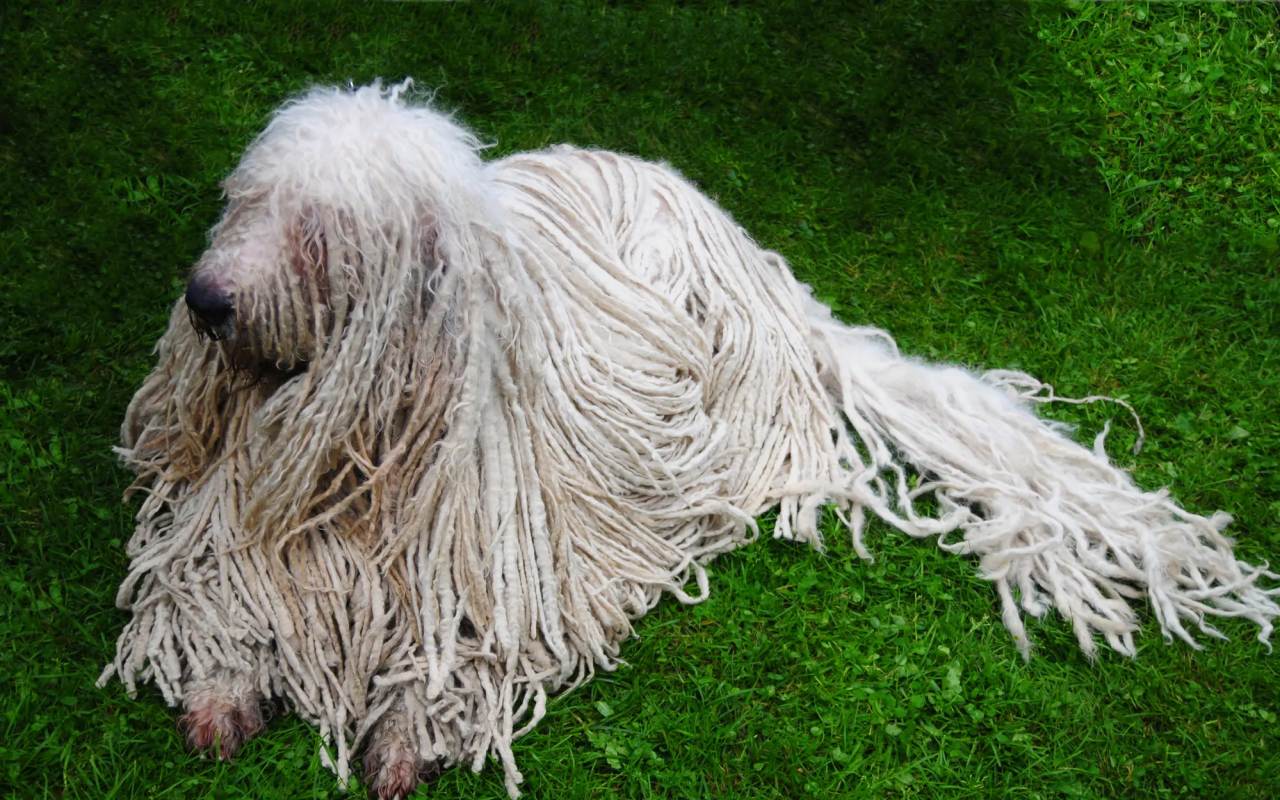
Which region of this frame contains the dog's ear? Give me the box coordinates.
[419,212,443,273]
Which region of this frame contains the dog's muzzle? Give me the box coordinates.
[185,278,234,340]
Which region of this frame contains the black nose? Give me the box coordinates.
[185,279,233,328]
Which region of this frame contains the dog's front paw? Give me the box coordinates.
[363,714,441,800]
[179,676,265,760]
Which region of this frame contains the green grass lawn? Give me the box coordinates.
[3,1,1279,797]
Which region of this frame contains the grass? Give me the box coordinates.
[2,0,1279,797]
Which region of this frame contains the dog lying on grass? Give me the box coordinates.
[100,80,1278,799]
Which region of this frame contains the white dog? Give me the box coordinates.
[101,80,1278,799]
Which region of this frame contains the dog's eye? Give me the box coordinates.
[290,217,327,278]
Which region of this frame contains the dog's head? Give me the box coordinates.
[184,81,488,375]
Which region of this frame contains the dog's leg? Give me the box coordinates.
[362,705,441,800]
[179,670,265,760]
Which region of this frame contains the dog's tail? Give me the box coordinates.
[797,291,1279,659]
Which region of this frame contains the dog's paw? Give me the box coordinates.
[179,682,265,760]
[363,731,441,800]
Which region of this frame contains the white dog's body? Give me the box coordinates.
[101,83,1278,799]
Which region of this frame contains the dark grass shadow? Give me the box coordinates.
[0,0,1110,385]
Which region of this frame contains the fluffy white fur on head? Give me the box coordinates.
[103,80,1279,799]
[226,80,485,212]
[191,80,490,368]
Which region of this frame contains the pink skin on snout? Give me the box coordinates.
[192,222,286,305]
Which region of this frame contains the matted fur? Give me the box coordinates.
[100,81,1279,795]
